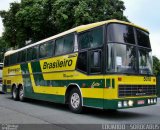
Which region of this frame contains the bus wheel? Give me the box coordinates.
[69,88,83,113]
[12,86,19,101]
[19,86,25,102]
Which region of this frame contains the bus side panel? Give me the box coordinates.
[20,63,65,103]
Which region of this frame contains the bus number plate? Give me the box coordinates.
[137,100,145,105]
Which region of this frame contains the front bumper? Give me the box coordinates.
[103,97,157,109]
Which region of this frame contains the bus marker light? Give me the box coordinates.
[118,101,122,108]
[128,100,133,106]
[123,101,128,107]
[137,100,144,105]
[118,77,122,81]
[82,83,86,88]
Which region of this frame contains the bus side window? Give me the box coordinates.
[89,50,102,74]
[4,56,9,66]
[79,27,103,50]
[10,53,17,65]
[39,42,53,58]
[55,33,74,56]
[32,46,38,60]
[77,51,87,73]
[21,50,26,62]
[63,34,74,54]
[27,48,32,61]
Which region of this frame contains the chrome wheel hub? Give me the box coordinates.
[19,88,24,100]
[71,93,80,109]
[13,88,16,98]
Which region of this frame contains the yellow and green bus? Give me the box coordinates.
[2,19,157,113]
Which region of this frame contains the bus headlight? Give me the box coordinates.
[118,101,122,108]
[123,101,128,107]
[148,99,151,104]
[128,100,133,106]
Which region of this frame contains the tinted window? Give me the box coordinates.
[55,38,64,55]
[107,24,135,44]
[21,50,26,62]
[55,34,74,55]
[63,34,74,53]
[27,48,32,61]
[18,50,26,63]
[77,51,87,72]
[136,29,150,48]
[79,31,91,49]
[89,50,101,73]
[17,51,22,63]
[32,46,38,60]
[10,53,17,65]
[79,27,103,49]
[91,28,103,48]
[4,56,9,66]
[39,42,53,58]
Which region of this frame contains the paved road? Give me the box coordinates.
[0,94,160,130]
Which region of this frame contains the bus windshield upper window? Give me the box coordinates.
[136,29,151,48]
[107,24,135,44]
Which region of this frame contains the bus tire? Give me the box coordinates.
[68,88,83,113]
[19,86,25,102]
[12,85,19,101]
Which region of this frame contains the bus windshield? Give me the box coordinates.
[107,23,153,75]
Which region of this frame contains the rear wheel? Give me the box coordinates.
[68,88,83,113]
[12,86,19,101]
[19,86,25,102]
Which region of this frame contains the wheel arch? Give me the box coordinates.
[65,83,83,106]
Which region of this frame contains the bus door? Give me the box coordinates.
[88,49,104,108]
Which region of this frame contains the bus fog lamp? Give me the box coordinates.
[128,100,133,106]
[118,101,122,108]
[123,101,128,107]
[151,99,153,104]
[148,99,151,104]
[154,98,157,103]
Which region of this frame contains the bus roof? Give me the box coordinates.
[4,19,148,56]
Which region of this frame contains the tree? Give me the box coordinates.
[52,0,128,33]
[0,0,128,48]
[0,37,8,62]
[153,56,160,75]
[0,2,20,47]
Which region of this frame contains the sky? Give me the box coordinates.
[122,0,160,58]
[0,0,160,58]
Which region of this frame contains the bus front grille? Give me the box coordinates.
[118,85,156,97]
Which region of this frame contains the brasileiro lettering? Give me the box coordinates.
[43,59,73,69]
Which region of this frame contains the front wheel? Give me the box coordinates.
[12,86,19,101]
[69,88,83,113]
